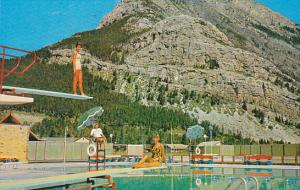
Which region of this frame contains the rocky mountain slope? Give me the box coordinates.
[47,0,300,143]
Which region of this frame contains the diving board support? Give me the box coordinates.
[2,86,93,100]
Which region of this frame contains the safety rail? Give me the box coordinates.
[0,45,37,93]
[225,177,248,190]
[65,175,116,190]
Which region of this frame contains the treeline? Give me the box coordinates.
[2,61,263,144]
[2,62,197,143]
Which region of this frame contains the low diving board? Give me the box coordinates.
[2,86,93,100]
[0,94,33,105]
[0,166,166,190]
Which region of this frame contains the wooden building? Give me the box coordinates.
[0,112,39,162]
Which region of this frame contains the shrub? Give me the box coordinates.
[206,59,219,69]
[252,108,265,124]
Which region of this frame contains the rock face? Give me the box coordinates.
[125,14,300,120]
[49,0,300,143]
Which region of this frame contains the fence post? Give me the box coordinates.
[43,141,46,161]
[282,144,285,164]
[81,143,83,161]
[34,142,38,161]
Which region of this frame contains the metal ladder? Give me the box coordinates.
[88,143,106,171]
[225,176,259,190]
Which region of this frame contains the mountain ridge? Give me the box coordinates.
[6,0,300,143]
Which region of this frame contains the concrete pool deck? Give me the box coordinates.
[0,162,131,181]
[0,162,299,189]
[0,163,166,190]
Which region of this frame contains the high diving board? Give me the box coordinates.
[0,166,166,190]
[2,86,93,100]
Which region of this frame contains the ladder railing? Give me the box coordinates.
[0,45,37,93]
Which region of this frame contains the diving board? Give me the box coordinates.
[0,94,33,105]
[0,166,166,190]
[2,86,93,100]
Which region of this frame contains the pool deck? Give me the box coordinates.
[0,162,299,190]
[0,164,166,190]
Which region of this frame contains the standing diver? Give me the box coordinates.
[72,42,85,96]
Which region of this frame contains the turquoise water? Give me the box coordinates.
[256,0,300,24]
[113,166,300,190]
[0,0,119,51]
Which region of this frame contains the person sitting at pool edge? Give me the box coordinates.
[89,123,106,149]
[133,134,167,169]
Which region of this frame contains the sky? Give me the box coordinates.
[0,0,299,52]
[0,0,119,52]
[256,0,300,24]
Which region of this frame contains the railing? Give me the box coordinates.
[0,45,37,93]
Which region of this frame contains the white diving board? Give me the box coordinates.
[0,166,166,190]
[2,86,93,100]
[0,94,33,105]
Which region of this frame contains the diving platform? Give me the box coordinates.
[2,86,93,100]
[0,166,166,190]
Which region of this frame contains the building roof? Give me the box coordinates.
[197,141,223,146]
[44,137,77,142]
[29,131,41,141]
[74,137,89,143]
[0,112,21,125]
[166,144,188,149]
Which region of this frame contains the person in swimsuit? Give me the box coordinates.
[72,42,85,95]
[133,134,167,168]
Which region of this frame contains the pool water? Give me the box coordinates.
[112,166,300,190]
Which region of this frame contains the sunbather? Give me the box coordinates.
[133,134,167,168]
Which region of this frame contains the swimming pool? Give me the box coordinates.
[1,163,299,189]
[112,166,300,190]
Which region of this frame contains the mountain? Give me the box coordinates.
[4,0,300,143]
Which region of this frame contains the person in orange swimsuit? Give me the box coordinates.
[72,42,85,95]
[133,134,167,169]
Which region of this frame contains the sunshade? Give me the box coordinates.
[77,106,104,130]
[186,124,204,140]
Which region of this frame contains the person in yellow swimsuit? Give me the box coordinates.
[72,42,85,95]
[133,134,167,168]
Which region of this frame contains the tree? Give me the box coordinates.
[242,101,247,111]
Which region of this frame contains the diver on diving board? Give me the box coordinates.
[72,42,85,96]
